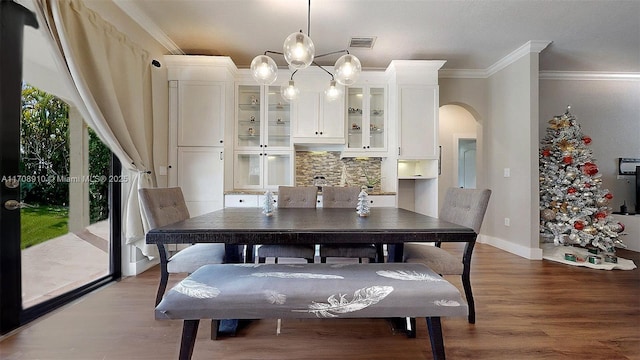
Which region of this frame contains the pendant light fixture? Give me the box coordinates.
[249,0,361,101]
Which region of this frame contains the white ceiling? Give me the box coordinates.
[113,0,640,73]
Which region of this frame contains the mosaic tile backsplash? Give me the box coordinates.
[295,151,382,191]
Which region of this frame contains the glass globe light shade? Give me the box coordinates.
[324,80,342,102]
[283,32,314,69]
[280,80,299,101]
[334,54,361,86]
[250,55,278,85]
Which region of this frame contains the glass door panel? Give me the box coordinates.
[369,87,385,149]
[234,152,262,188]
[264,153,292,188]
[266,86,290,148]
[237,85,261,148]
[347,87,363,149]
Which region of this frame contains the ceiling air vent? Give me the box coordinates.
[348,37,376,49]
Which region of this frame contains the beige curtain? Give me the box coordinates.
[33,0,158,258]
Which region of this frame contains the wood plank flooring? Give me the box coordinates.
[1,243,638,359]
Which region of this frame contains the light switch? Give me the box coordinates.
[159,166,167,176]
[503,168,510,177]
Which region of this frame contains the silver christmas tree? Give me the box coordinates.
[539,107,625,252]
[356,188,370,217]
[262,190,275,216]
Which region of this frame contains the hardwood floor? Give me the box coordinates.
[1,243,638,359]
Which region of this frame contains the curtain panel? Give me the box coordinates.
[33,0,158,259]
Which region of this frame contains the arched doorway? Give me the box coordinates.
[438,104,481,203]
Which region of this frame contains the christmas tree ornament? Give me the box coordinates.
[356,188,371,217]
[262,190,276,216]
[539,107,626,252]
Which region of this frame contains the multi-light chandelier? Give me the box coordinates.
[249,0,362,101]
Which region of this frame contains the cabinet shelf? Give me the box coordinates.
[239,104,260,111]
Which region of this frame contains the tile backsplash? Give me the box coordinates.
[295,151,382,191]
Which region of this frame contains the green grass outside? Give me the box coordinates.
[21,205,69,250]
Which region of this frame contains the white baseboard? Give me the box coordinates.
[478,235,543,260]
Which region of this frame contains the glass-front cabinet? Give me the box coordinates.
[345,85,386,155]
[234,83,293,189]
[236,84,291,150]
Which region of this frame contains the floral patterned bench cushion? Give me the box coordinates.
[155,263,468,320]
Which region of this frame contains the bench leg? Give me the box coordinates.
[426,317,445,360]
[211,320,219,340]
[179,320,199,360]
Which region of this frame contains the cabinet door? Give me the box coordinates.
[292,91,320,138]
[346,87,365,149]
[234,152,263,189]
[263,152,293,189]
[178,81,225,147]
[368,87,386,150]
[236,85,262,148]
[319,92,345,140]
[398,85,438,159]
[177,147,224,216]
[265,85,291,149]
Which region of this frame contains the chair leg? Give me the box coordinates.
[155,244,170,306]
[306,258,314,263]
[320,257,327,263]
[210,320,219,340]
[462,271,475,324]
[426,317,445,360]
[258,257,266,263]
[179,320,200,360]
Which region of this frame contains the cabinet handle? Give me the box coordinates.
[398,147,401,156]
[239,199,244,203]
[319,131,323,135]
[264,144,267,148]
[363,146,366,149]
[315,131,318,135]
[219,140,223,144]
[219,152,223,160]
[168,165,172,169]
[260,144,263,148]
[367,146,370,149]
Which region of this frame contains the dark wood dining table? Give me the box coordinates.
[145,207,477,263]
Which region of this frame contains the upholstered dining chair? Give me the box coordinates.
[319,186,378,263]
[139,187,225,305]
[257,186,317,263]
[403,187,491,324]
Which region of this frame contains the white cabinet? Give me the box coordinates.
[177,81,225,146]
[235,84,292,150]
[225,194,259,207]
[344,85,387,156]
[398,85,439,159]
[165,56,236,216]
[177,147,224,216]
[367,195,396,207]
[292,72,345,144]
[233,151,293,190]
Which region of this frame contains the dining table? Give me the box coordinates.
[145,206,476,263]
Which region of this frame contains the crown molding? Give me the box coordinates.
[539,71,640,81]
[113,0,185,55]
[439,69,488,79]
[485,40,552,77]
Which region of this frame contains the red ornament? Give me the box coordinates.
[582,162,598,175]
[574,221,585,230]
[582,136,592,145]
[618,222,625,232]
[594,212,607,220]
[567,187,577,194]
[563,156,573,164]
[604,193,613,200]
[542,149,551,157]
[584,183,591,188]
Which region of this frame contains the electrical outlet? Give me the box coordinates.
[504,217,510,227]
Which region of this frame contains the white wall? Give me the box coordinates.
[482,54,542,259]
[539,78,640,213]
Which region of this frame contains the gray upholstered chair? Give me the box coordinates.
[403,187,491,324]
[319,187,378,263]
[139,187,225,305]
[257,186,317,263]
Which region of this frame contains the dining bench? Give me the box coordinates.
[155,263,468,360]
